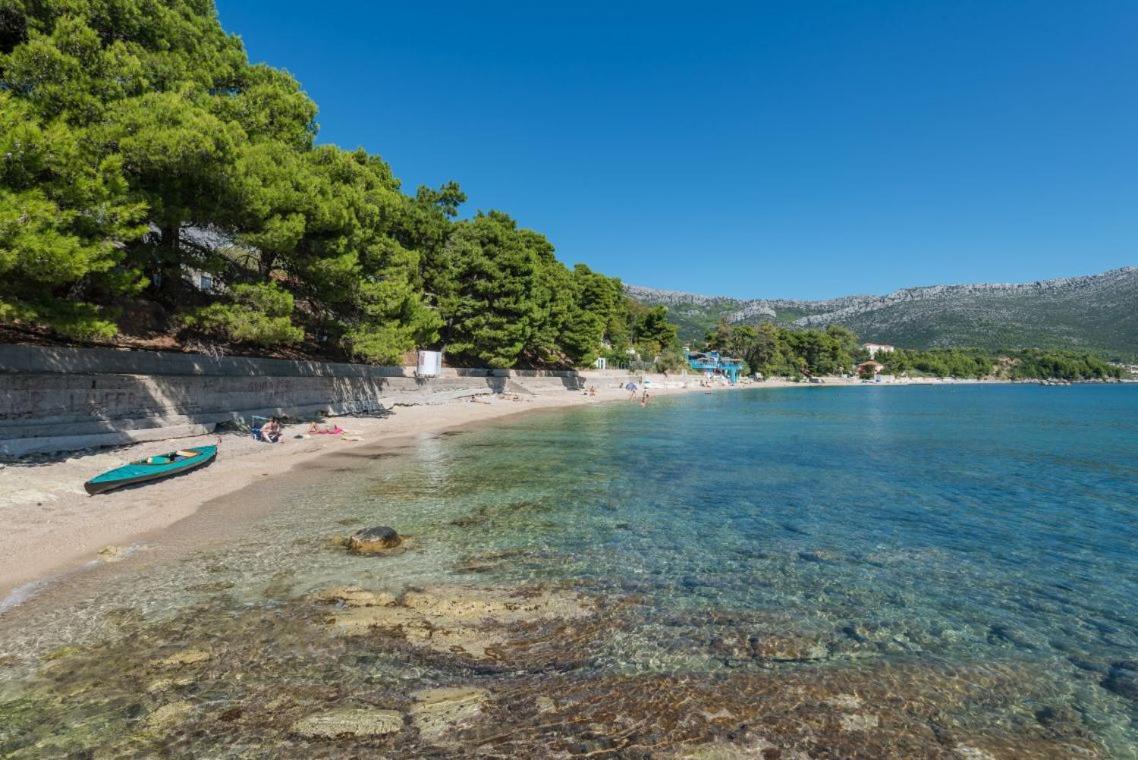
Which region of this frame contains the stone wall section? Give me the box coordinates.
[0,345,598,456]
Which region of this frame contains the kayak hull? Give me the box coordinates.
[84,445,217,495]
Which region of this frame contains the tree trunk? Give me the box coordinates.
[260,252,277,282]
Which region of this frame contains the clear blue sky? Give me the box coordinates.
[216,1,1137,300]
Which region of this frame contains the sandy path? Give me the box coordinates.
[0,382,715,599]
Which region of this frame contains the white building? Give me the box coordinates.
[864,343,896,359]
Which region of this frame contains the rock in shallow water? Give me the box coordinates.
[669,739,779,759]
[143,700,194,733]
[347,526,402,555]
[324,585,594,661]
[838,713,880,732]
[1101,661,1138,700]
[310,586,397,608]
[1034,704,1082,732]
[291,708,404,739]
[410,687,489,745]
[749,634,829,662]
[152,648,211,668]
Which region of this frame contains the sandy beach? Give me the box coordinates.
[0,379,719,601]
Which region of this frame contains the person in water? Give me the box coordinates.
[640,390,650,407]
[260,418,282,443]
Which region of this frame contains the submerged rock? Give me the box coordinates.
[310,586,397,608]
[42,645,84,662]
[325,585,594,661]
[797,549,839,563]
[749,634,829,662]
[348,526,402,555]
[1034,704,1082,732]
[152,648,211,668]
[986,624,1044,650]
[291,708,404,739]
[146,676,194,693]
[826,693,864,710]
[1101,661,1138,700]
[839,713,880,732]
[410,686,489,744]
[143,700,194,733]
[670,738,779,758]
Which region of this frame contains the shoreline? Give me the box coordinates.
[0,376,1129,757]
[0,380,713,603]
[0,374,1113,606]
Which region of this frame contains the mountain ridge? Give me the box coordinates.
[627,267,1138,359]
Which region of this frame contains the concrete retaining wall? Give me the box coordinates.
[0,345,586,456]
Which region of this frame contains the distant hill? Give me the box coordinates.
[627,267,1138,359]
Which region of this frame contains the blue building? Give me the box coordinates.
[686,350,743,383]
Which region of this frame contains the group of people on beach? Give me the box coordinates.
[255,418,343,443]
[624,382,650,406]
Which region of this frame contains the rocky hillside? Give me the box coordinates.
[627,267,1138,359]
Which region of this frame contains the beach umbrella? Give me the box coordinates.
[625,382,637,391]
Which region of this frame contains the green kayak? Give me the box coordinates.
[84,445,217,495]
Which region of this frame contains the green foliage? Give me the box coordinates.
[0,90,147,339]
[437,212,544,368]
[883,348,994,378]
[630,304,678,357]
[1007,350,1121,380]
[654,349,687,373]
[0,0,668,366]
[181,282,303,346]
[702,321,857,377]
[701,322,1122,381]
[882,347,1120,380]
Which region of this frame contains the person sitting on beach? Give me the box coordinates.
[260,418,282,443]
[308,422,344,435]
[588,385,598,397]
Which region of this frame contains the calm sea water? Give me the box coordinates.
[2,384,1137,756]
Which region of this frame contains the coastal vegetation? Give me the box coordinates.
[699,320,1123,381]
[701,321,860,378]
[882,347,1122,381]
[0,0,665,368]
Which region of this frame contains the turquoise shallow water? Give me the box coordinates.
[2,384,1137,756]
[395,384,1138,750]
[427,385,1138,631]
